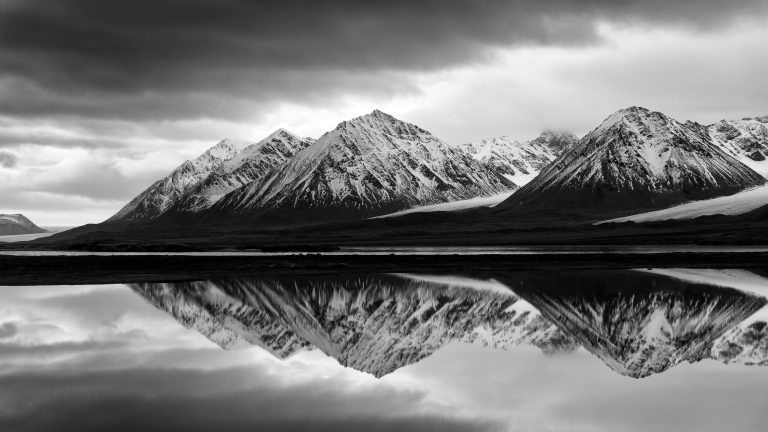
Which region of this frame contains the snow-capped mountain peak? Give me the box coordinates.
[108,138,248,221]
[224,129,309,171]
[164,129,314,214]
[205,138,249,160]
[109,129,314,221]
[496,106,766,212]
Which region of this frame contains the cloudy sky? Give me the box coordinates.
[1,0,767,226]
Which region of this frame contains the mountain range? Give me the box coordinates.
[21,105,768,249]
[105,106,766,229]
[107,110,577,224]
[128,270,768,378]
[129,274,577,377]
[0,214,46,235]
[205,110,517,221]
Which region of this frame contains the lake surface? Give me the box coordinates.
[3,245,768,256]
[2,268,768,431]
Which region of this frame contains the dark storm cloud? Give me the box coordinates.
[0,0,764,121]
[0,150,17,167]
[0,366,502,432]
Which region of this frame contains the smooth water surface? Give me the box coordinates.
[3,245,768,256]
[2,268,768,431]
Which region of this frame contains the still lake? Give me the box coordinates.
[1,268,767,431]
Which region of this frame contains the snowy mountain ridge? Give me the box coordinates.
[167,129,314,214]
[498,106,766,212]
[207,110,516,220]
[465,131,577,186]
[129,275,578,377]
[708,116,768,178]
[108,138,250,221]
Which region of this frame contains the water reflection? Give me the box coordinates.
[129,269,768,378]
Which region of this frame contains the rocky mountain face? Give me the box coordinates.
[0,214,46,235]
[712,308,768,366]
[166,130,314,215]
[497,107,766,213]
[207,110,516,221]
[465,131,577,187]
[108,130,315,222]
[709,116,768,179]
[506,271,767,378]
[108,138,249,222]
[129,274,577,377]
[129,280,313,357]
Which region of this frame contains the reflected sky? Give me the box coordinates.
[1,269,768,431]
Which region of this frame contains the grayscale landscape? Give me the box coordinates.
[1,1,767,431]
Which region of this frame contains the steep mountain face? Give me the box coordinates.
[129,274,577,377]
[712,306,768,366]
[129,280,313,357]
[465,131,577,187]
[709,116,768,178]
[167,130,314,215]
[505,271,767,378]
[0,214,46,235]
[208,110,516,221]
[108,139,248,222]
[497,107,766,213]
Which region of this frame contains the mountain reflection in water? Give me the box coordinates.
[128,269,768,378]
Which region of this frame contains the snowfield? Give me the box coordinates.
[635,268,768,297]
[597,184,768,224]
[390,273,513,294]
[371,192,513,219]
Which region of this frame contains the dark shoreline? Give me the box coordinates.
[2,253,768,286]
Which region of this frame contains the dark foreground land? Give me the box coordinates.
[1,253,767,285]
[2,200,768,253]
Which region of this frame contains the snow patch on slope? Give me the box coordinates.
[636,268,768,298]
[371,192,512,219]
[598,184,768,224]
[390,273,513,295]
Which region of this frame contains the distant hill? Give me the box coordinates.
[0,214,46,235]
